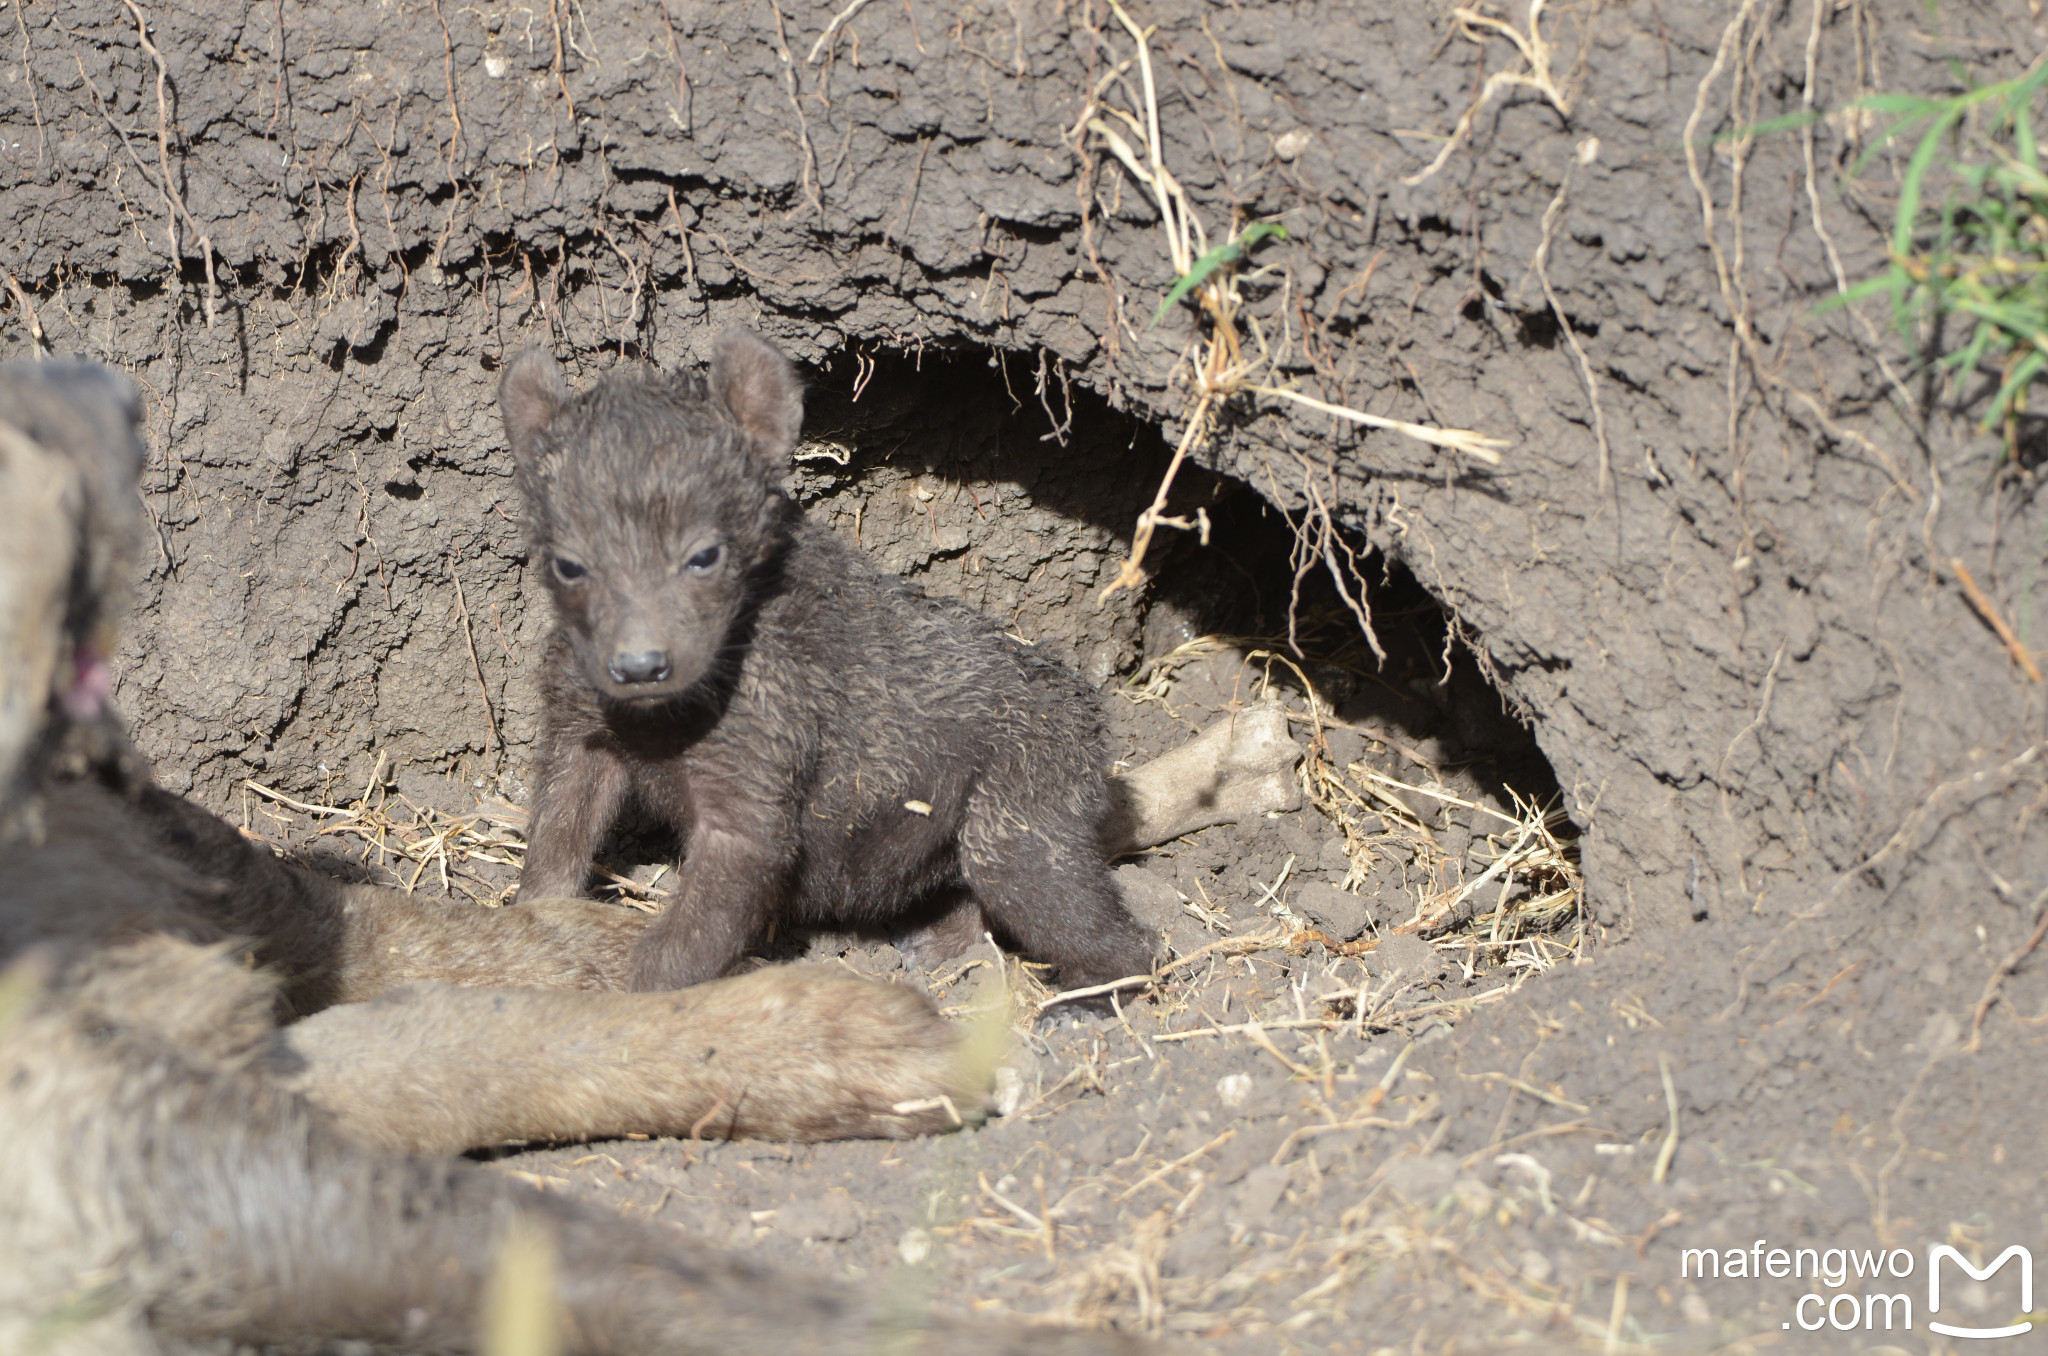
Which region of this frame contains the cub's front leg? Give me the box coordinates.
[626,791,792,991]
[521,733,632,901]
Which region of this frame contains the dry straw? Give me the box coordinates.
[1073,1,1505,608]
[240,751,533,906]
[1120,634,1586,980]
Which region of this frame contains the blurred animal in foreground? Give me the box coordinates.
[0,359,1148,1356]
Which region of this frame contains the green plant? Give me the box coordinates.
[1149,220,1287,327]
[1822,60,2048,449]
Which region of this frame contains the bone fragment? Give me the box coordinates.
[1105,700,1303,854]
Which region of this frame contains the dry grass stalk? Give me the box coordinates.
[480,1214,563,1356]
[1078,3,1504,607]
[1245,385,1506,465]
[1652,1054,1680,1184]
[1119,633,1586,975]
[1950,557,2044,682]
[241,760,530,906]
[1066,1210,1169,1334]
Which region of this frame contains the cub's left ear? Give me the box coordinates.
[707,328,804,471]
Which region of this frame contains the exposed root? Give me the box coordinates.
[1401,1,1573,187]
[123,0,218,328]
[547,0,577,119]
[806,0,874,64]
[2,274,46,356]
[1714,640,1786,898]
[1968,887,2048,1052]
[1265,457,1387,663]
[1526,140,1611,500]
[1799,0,1913,415]
[447,564,502,767]
[1682,0,1919,501]
[428,0,467,266]
[1082,3,1503,608]
[68,34,216,330]
[766,0,824,222]
[12,0,45,165]
[1717,742,2048,1027]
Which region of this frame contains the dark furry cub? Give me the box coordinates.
[500,329,1156,993]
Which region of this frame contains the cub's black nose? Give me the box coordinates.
[609,650,673,684]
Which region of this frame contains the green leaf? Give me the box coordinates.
[1952,295,2048,340]
[1781,63,2048,442]
[1895,106,1968,256]
[1983,347,2048,430]
[1814,268,1906,313]
[1151,222,1289,327]
[1710,110,1823,144]
[1999,60,2048,127]
[1853,92,1947,116]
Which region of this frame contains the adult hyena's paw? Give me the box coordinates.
[686,965,987,1141]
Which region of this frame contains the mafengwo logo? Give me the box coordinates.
[1679,1241,2036,1337]
[1929,1247,2034,1341]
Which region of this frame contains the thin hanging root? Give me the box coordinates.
[805,0,873,63]
[1103,0,1205,276]
[123,0,218,328]
[1083,4,1506,611]
[1097,395,1212,606]
[3,274,46,354]
[1403,2,1573,187]
[1681,0,1919,502]
[1276,472,1386,663]
[1527,142,1611,495]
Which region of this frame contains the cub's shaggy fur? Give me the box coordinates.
[503,330,1155,993]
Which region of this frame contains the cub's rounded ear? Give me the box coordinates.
[500,349,569,464]
[707,328,804,469]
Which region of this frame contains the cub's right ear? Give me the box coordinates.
[499,349,569,464]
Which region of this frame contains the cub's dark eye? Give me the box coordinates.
[552,556,588,583]
[684,544,723,574]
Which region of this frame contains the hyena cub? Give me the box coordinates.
[500,329,1156,994]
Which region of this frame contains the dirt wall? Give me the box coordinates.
[6,0,2040,948]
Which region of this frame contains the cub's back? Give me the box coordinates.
[756,521,1101,742]
[728,521,1103,843]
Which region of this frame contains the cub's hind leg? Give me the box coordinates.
[957,784,1157,993]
